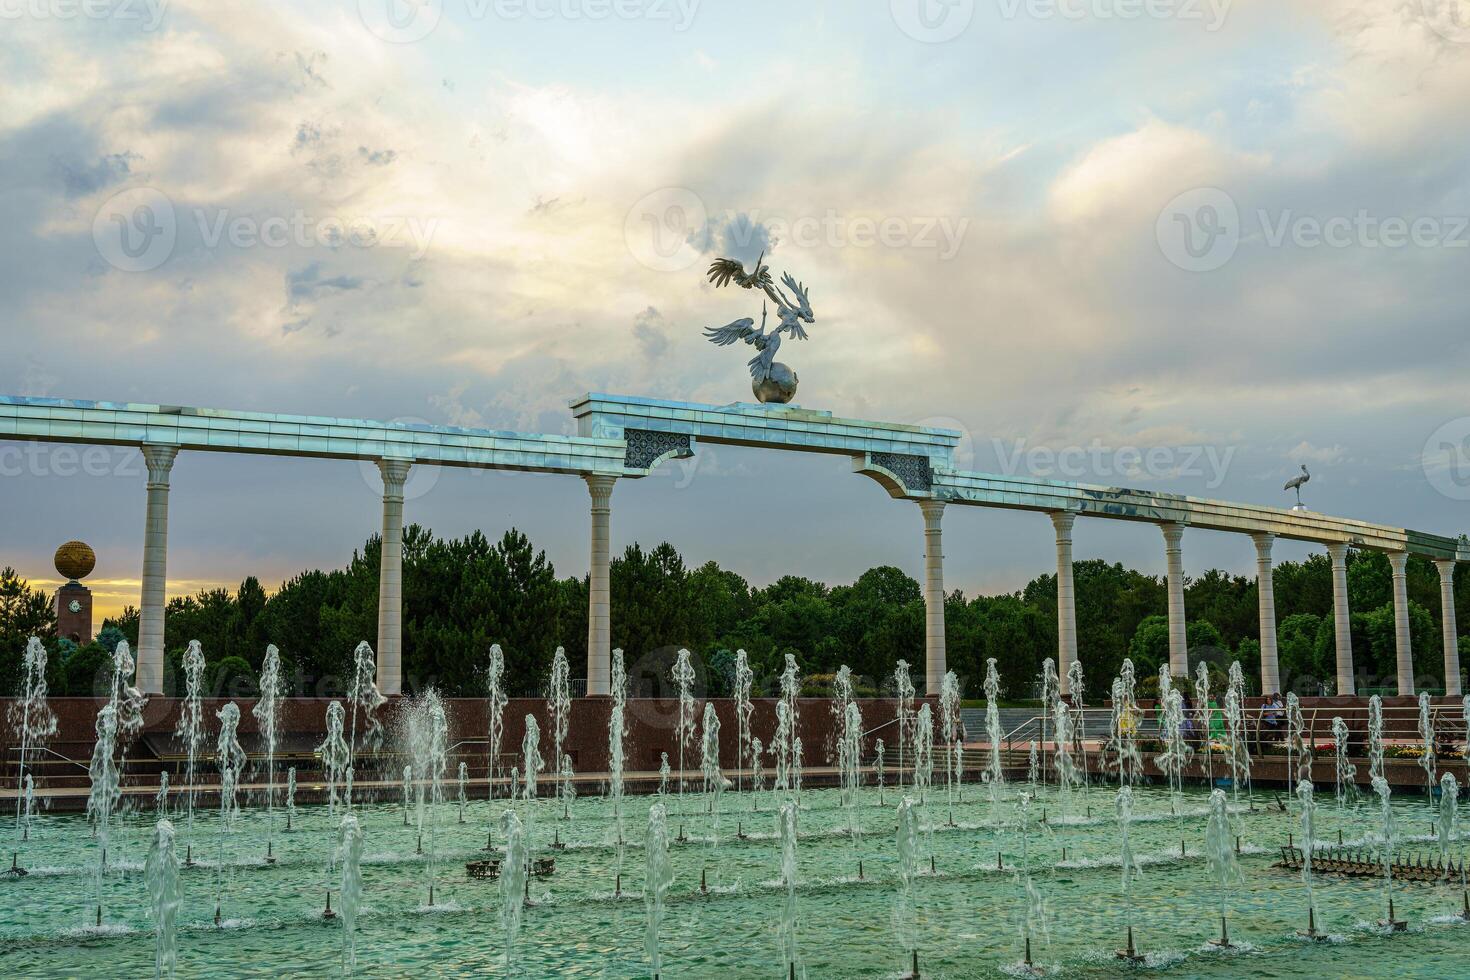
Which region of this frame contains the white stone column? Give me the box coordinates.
[376,459,411,697]
[1051,511,1078,696]
[919,499,947,697]
[585,475,617,696]
[1251,532,1281,695]
[136,444,179,695]
[1326,542,1354,696]
[1388,551,1414,696]
[1161,522,1188,678]
[1437,560,1462,697]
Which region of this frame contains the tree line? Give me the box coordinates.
[3,526,1467,701]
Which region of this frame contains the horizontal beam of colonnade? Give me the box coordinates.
[4,394,1466,702]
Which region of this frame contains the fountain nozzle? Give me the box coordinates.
[1379,897,1407,932]
[4,853,25,878]
[214,902,222,929]
[1209,914,1233,949]
[323,890,336,920]
[1115,925,1144,963]
[1298,905,1326,941]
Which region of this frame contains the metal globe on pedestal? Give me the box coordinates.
[54,540,96,582]
[753,363,799,404]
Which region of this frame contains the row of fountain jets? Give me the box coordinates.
[9,633,1470,975]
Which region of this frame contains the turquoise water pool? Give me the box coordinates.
[2,779,1465,977]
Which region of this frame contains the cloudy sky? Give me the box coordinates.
[2,0,1468,622]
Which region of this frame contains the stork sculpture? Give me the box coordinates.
[1284,464,1310,507]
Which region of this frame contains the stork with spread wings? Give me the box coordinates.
[702,251,814,393]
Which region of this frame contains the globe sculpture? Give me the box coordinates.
[54,539,96,582]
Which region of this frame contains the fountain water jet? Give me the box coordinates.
[487,644,508,806]
[734,650,754,798]
[347,642,386,774]
[1371,775,1405,931]
[252,645,285,860]
[672,649,697,813]
[317,703,350,817]
[1205,788,1243,948]
[644,802,674,978]
[145,818,181,979]
[213,702,246,926]
[777,800,800,977]
[700,702,723,844]
[548,647,571,810]
[338,813,364,973]
[174,642,206,833]
[1296,779,1326,940]
[894,661,914,792]
[10,637,57,848]
[500,809,529,971]
[1331,717,1356,809]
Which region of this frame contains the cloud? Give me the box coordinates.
[633,306,670,360]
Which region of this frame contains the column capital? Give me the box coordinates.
[1326,541,1350,565]
[1436,558,1459,579]
[1249,530,1275,556]
[918,498,946,523]
[377,458,412,498]
[1386,550,1410,575]
[1050,510,1077,537]
[1160,521,1185,549]
[584,473,617,506]
[141,444,179,486]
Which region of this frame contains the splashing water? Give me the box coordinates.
[913,703,934,805]
[1298,779,1317,924]
[671,649,697,813]
[252,645,285,849]
[839,700,864,841]
[213,702,246,918]
[792,737,804,798]
[984,659,1005,818]
[894,796,920,962]
[522,715,544,803]
[782,655,804,800]
[1286,693,1308,792]
[1438,772,1459,872]
[487,644,508,805]
[894,661,914,793]
[1157,687,1191,824]
[1039,658,1058,787]
[347,641,387,771]
[145,818,181,979]
[86,703,120,923]
[500,809,529,972]
[338,813,364,974]
[558,756,576,820]
[173,641,206,833]
[748,741,763,798]
[773,700,793,801]
[1115,785,1143,942]
[874,739,885,805]
[317,702,350,817]
[1331,717,1356,808]
[1367,695,1385,785]
[10,637,57,843]
[609,649,628,848]
[777,800,800,976]
[1027,739,1039,791]
[1053,703,1077,814]
[285,767,297,828]
[549,647,571,809]
[401,765,413,825]
[407,691,449,903]
[458,762,469,823]
[1225,662,1252,808]
[939,671,961,820]
[644,802,674,977]
[734,650,754,798]
[1067,660,1089,791]
[700,702,723,843]
[1372,775,1397,924]
[1108,660,1141,788]
[1418,692,1437,800]
[1016,791,1050,961]
[155,771,169,819]
[1194,662,1215,786]
[1205,788,1243,933]
[658,754,670,803]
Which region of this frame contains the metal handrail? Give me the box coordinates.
[6,744,90,774]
